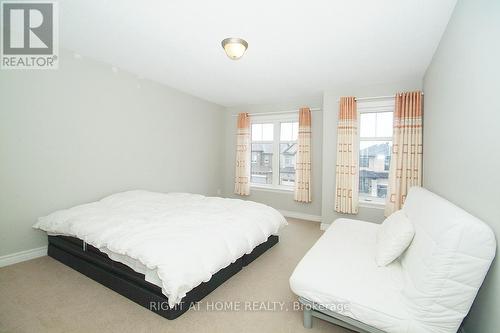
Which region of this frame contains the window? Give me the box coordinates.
[250,115,298,190]
[250,123,274,185]
[358,99,394,204]
[279,122,298,186]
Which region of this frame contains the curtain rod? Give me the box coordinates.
[231,107,321,117]
[336,92,424,103]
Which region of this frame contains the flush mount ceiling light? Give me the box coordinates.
[221,38,248,60]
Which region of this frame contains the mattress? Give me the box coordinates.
[289,218,409,333]
[49,234,165,288]
[34,190,287,306]
[49,235,166,292]
[100,247,164,287]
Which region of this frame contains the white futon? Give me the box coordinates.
[290,187,496,333]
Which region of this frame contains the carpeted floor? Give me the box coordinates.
[0,218,351,333]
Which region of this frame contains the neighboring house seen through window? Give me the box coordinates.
[358,99,394,204]
[250,115,298,190]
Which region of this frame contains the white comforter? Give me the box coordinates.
[33,191,287,306]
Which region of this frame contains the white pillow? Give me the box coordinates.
[375,210,415,266]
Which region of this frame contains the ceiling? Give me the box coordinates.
[59,0,456,107]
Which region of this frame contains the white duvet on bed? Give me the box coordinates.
[33,191,287,306]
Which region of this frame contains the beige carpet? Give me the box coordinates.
[0,218,351,333]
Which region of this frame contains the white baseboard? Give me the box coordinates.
[320,223,331,231]
[279,210,322,223]
[0,246,47,268]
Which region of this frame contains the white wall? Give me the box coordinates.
[0,49,225,257]
[423,1,500,332]
[223,99,323,217]
[321,79,423,225]
[0,49,421,259]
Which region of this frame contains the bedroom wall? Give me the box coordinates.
[0,49,225,257]
[222,79,423,224]
[321,79,423,226]
[423,1,500,332]
[223,98,323,218]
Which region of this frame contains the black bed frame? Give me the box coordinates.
[47,235,279,319]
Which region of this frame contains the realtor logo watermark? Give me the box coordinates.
[1,1,58,69]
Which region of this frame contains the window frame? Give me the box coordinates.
[357,98,395,207]
[250,114,299,192]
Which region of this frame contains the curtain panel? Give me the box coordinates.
[385,91,423,215]
[294,107,312,203]
[234,113,251,196]
[335,97,359,214]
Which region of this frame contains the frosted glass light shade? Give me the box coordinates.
[221,38,248,60]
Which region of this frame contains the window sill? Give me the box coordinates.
[251,185,294,194]
[359,198,386,209]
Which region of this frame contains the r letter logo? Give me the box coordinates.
[1,1,58,69]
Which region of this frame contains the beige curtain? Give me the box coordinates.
[234,113,251,196]
[385,91,423,215]
[335,97,359,214]
[294,107,312,203]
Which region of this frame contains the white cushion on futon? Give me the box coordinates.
[400,187,496,333]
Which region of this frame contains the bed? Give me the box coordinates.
[34,190,287,319]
